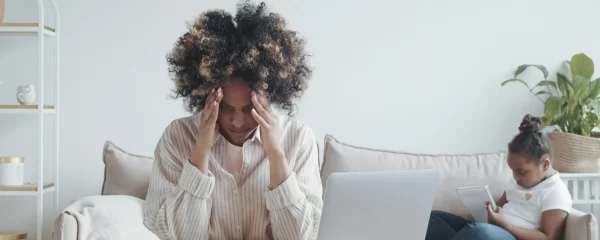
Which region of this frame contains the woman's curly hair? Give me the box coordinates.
[167,0,312,115]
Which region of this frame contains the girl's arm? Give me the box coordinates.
[501,209,568,240]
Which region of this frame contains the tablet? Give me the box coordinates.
[456,185,496,222]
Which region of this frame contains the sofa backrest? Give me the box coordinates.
[321,134,513,220]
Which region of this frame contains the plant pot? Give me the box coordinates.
[548,131,600,173]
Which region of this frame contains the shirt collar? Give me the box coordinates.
[252,126,262,143]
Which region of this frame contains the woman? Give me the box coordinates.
[426,114,573,240]
[143,1,323,240]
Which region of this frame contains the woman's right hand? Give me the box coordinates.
[190,88,223,173]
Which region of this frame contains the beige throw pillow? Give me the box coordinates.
[101,141,154,200]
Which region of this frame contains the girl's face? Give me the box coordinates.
[507,152,550,189]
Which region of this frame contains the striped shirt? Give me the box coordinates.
[142,111,324,240]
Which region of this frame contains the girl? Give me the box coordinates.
[426,114,573,240]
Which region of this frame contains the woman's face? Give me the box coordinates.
[216,76,259,146]
[507,152,549,189]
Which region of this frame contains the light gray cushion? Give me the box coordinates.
[101,141,154,200]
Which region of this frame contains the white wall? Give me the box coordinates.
[1,0,599,238]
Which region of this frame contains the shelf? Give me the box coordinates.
[0,232,27,239]
[0,183,55,196]
[0,105,55,114]
[0,23,56,37]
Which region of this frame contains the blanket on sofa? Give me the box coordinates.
[63,195,159,240]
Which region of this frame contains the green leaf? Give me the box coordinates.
[572,75,591,100]
[534,80,557,89]
[583,112,599,136]
[501,78,530,88]
[552,112,569,132]
[535,90,552,96]
[514,64,549,79]
[593,99,600,114]
[571,53,595,79]
[566,94,578,116]
[587,78,600,100]
[542,116,553,128]
[556,73,573,97]
[544,96,566,120]
[556,73,577,116]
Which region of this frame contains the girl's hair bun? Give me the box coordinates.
[518,114,542,134]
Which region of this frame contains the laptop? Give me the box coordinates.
[316,169,440,240]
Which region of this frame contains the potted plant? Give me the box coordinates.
[502,53,600,173]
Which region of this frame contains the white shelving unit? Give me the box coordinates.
[0,1,60,240]
[561,173,600,234]
[561,173,600,205]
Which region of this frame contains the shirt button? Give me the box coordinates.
[233,189,238,194]
[236,226,241,230]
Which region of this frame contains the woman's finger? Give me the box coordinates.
[209,101,219,123]
[255,91,273,112]
[251,92,273,124]
[215,88,223,103]
[204,88,223,122]
[202,89,217,121]
[251,108,269,128]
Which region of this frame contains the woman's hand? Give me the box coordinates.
[250,90,291,188]
[250,91,283,156]
[190,88,222,173]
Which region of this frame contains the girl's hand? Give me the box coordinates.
[486,202,507,228]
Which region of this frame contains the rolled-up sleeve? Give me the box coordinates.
[264,125,324,240]
[143,121,215,240]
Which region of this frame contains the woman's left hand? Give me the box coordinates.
[486,203,507,228]
[250,91,282,156]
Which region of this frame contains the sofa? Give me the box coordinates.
[53,135,598,240]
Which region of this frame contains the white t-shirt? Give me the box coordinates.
[502,172,572,229]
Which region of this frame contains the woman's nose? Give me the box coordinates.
[230,111,245,127]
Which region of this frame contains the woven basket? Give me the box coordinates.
[548,131,600,173]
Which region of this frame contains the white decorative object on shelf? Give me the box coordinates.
[0,0,60,240]
[17,85,37,105]
[0,157,25,186]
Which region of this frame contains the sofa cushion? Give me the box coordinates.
[564,208,598,240]
[321,134,513,220]
[101,141,154,200]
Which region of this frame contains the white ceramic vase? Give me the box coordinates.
[0,157,25,186]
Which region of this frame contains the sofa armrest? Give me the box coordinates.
[52,195,159,240]
[53,212,78,240]
[564,207,598,240]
